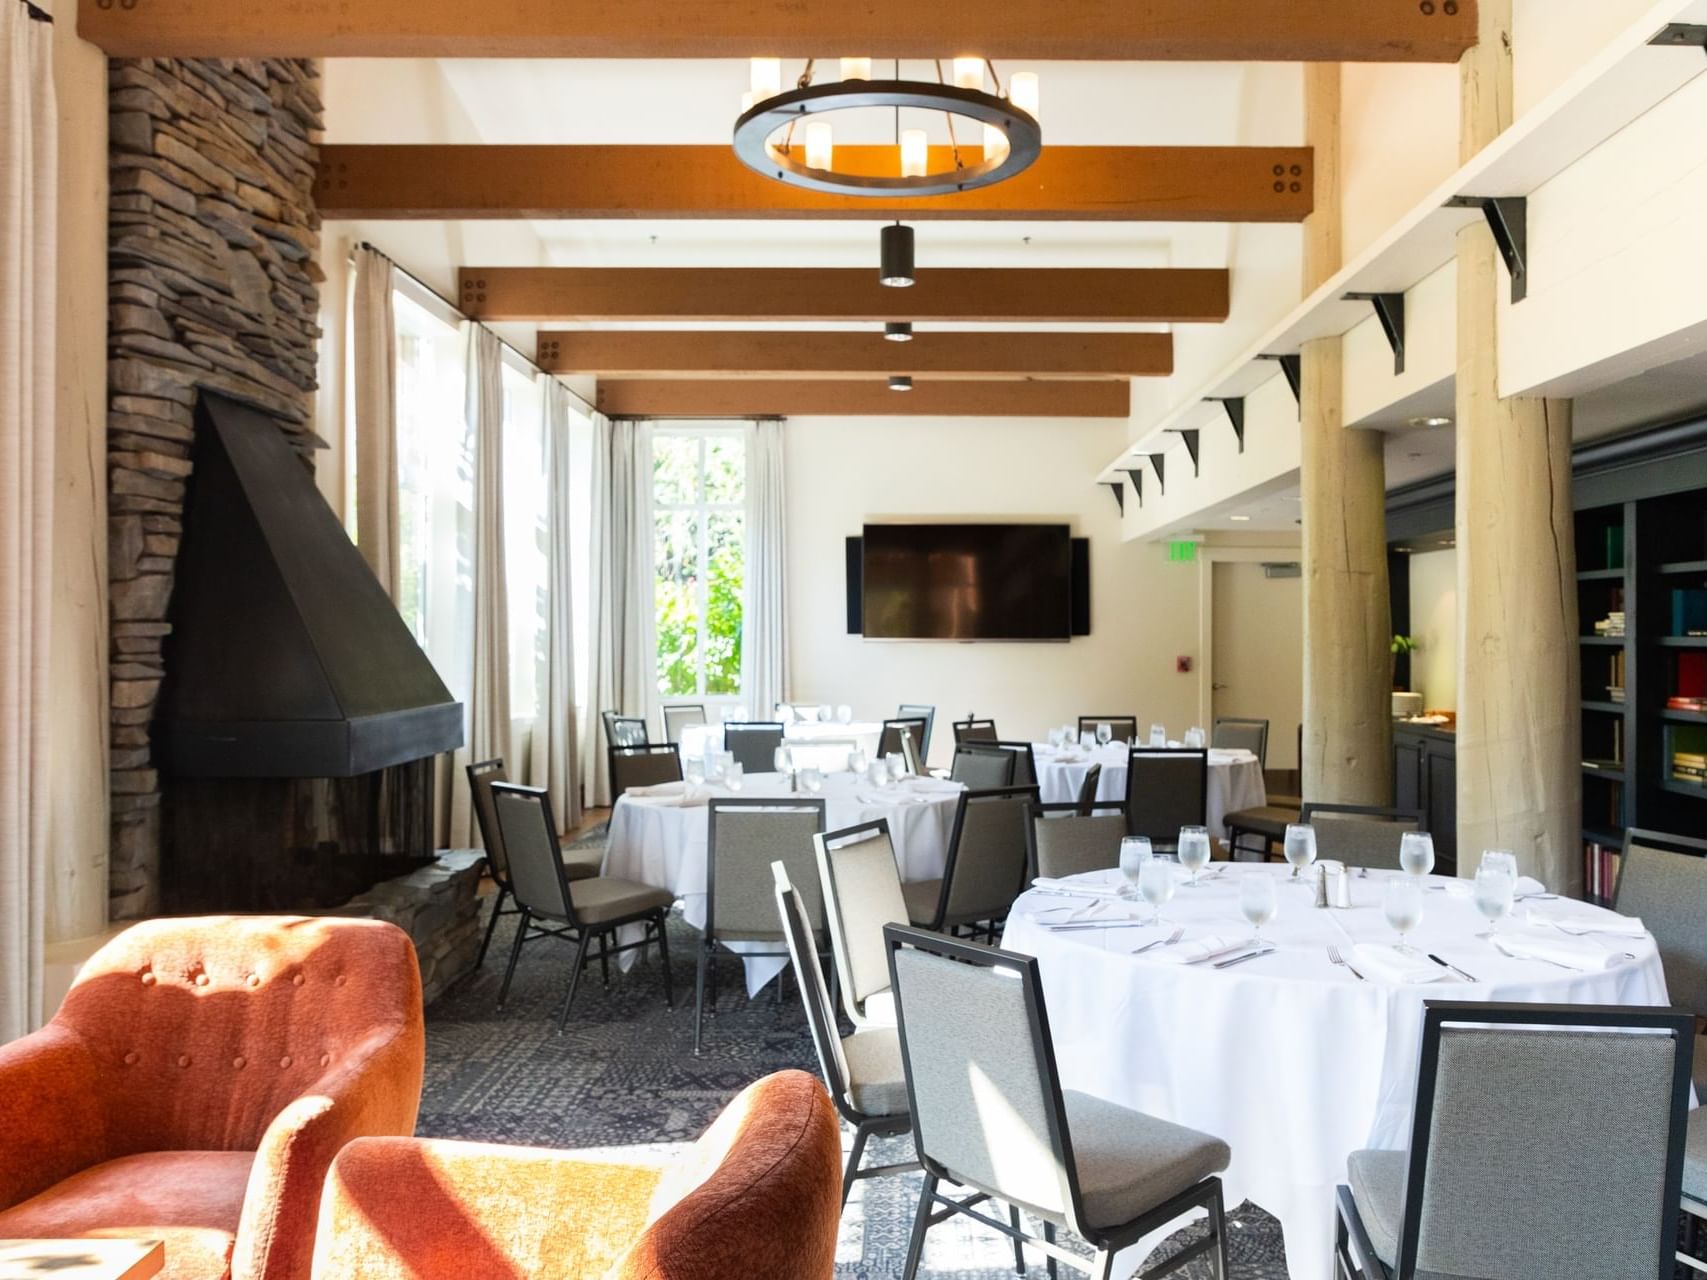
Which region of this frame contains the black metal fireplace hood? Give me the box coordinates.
[156,393,464,778]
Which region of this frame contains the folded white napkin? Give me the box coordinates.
[1494,931,1621,971]
[1209,748,1258,765]
[1031,876,1128,899]
[626,780,686,798]
[1440,875,1546,900]
[905,775,963,793]
[1145,934,1239,965]
[1351,944,1450,984]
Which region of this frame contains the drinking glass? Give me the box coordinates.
[1473,865,1515,938]
[1048,727,1065,750]
[706,755,726,784]
[867,760,890,789]
[1282,823,1318,882]
[1062,724,1077,748]
[1382,875,1423,950]
[818,705,834,722]
[848,747,869,776]
[1119,836,1153,896]
[885,751,907,781]
[1399,831,1436,878]
[774,744,795,778]
[1177,825,1212,886]
[725,761,745,792]
[1480,849,1518,880]
[836,704,853,724]
[684,759,705,788]
[800,766,824,795]
[1148,723,1168,748]
[1080,731,1097,751]
[1183,726,1206,749]
[775,703,793,724]
[1240,872,1278,943]
[1096,722,1113,748]
[1139,855,1178,926]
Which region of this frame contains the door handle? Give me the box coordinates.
[1211,682,1229,691]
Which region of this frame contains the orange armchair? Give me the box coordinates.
[311,1069,842,1280]
[0,916,425,1280]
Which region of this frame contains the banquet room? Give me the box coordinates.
[6,2,1707,1278]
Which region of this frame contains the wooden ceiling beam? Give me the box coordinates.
[317,145,1312,223]
[594,379,1132,418]
[461,268,1229,324]
[536,330,1171,380]
[80,0,1477,62]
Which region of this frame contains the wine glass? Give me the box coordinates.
[800,766,824,795]
[1399,831,1435,878]
[1139,855,1178,927]
[1119,836,1153,897]
[1282,823,1318,883]
[1473,865,1515,938]
[684,758,705,789]
[1177,825,1212,886]
[1148,723,1167,748]
[773,744,795,779]
[848,746,869,776]
[867,760,890,789]
[725,761,745,792]
[1240,872,1278,944]
[818,705,834,723]
[1095,722,1113,748]
[885,751,906,781]
[1079,730,1097,751]
[706,754,726,785]
[1048,727,1064,750]
[1480,849,1518,880]
[1382,875,1423,951]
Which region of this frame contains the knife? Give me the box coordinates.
[1427,952,1478,982]
[1213,945,1276,969]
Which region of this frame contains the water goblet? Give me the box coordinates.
[1282,823,1318,883]
[1080,731,1098,751]
[1177,825,1212,886]
[848,746,868,775]
[885,751,907,782]
[836,704,853,724]
[1139,855,1178,927]
[800,766,824,795]
[1095,722,1113,748]
[725,761,745,792]
[1473,865,1515,938]
[1048,727,1065,750]
[1382,875,1423,951]
[818,705,834,723]
[867,760,890,789]
[1399,831,1436,879]
[774,744,795,779]
[1119,836,1153,897]
[1148,723,1168,748]
[1480,849,1518,880]
[1184,726,1206,749]
[684,759,705,789]
[1240,872,1278,945]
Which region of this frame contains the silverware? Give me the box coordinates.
[1491,939,1574,969]
[1426,952,1478,982]
[1213,945,1276,970]
[1045,919,1153,932]
[1131,928,1184,954]
[1327,944,1365,981]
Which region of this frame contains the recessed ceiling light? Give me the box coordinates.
[1408,415,1452,429]
[888,375,913,391]
[885,322,914,342]
[1230,515,1252,522]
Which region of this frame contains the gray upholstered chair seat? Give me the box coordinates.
[1686,1110,1707,1205]
[567,878,676,925]
[902,878,943,925]
[1063,1090,1231,1230]
[1346,1148,1406,1268]
[562,846,603,881]
[1224,804,1299,836]
[842,1027,909,1117]
[1695,1034,1707,1098]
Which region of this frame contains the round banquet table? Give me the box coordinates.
[678,719,884,773]
[1000,865,1675,1280]
[1032,743,1266,839]
[604,769,963,994]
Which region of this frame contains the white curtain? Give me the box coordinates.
[0,0,56,1041]
[583,415,652,807]
[538,379,580,828]
[351,246,399,598]
[743,419,788,720]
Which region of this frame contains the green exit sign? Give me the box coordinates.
[1167,540,1198,563]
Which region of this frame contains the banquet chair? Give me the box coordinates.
[952,716,1000,745]
[884,926,1231,1280]
[773,864,918,1206]
[1210,716,1269,767]
[723,721,786,774]
[905,785,1039,941]
[467,758,601,970]
[1223,802,1301,862]
[491,783,675,1028]
[1124,748,1208,854]
[1076,715,1138,745]
[1299,803,1422,872]
[1026,801,1129,880]
[609,743,683,802]
[897,703,937,762]
[661,702,706,744]
[1336,1001,1694,1280]
[603,710,649,749]
[992,740,1039,788]
[1075,763,1103,816]
[695,798,827,1055]
[879,717,929,762]
[950,743,1016,790]
[815,819,909,1030]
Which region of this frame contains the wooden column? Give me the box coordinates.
[1299,62,1393,806]
[1454,0,1581,890]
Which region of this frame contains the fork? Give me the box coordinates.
[1132,928,1184,955]
[1328,944,1365,981]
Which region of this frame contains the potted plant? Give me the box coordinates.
[1391,634,1419,691]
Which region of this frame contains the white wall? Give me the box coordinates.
[1407,548,1457,710]
[785,416,1205,767]
[1340,63,1461,264]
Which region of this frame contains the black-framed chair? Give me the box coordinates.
[990,740,1038,788]
[1210,716,1269,767]
[1299,802,1423,871]
[721,721,786,775]
[1076,715,1138,745]
[1336,1000,1695,1280]
[602,710,649,749]
[661,703,707,745]
[608,743,682,803]
[897,703,937,763]
[1074,763,1103,816]
[950,743,1016,790]
[490,783,675,1029]
[1124,748,1208,853]
[952,716,999,745]
[1026,800,1129,881]
[695,797,827,1055]
[815,819,909,1031]
[878,717,928,766]
[903,785,1039,941]
[885,925,1231,1280]
[773,863,918,1207]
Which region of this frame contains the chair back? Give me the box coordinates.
[466,758,510,884]
[884,926,1082,1230]
[707,799,826,940]
[774,865,856,1112]
[610,743,683,800]
[661,703,707,744]
[952,717,999,745]
[991,740,1038,788]
[815,820,909,1022]
[603,711,649,748]
[1615,828,1707,1015]
[1300,802,1422,871]
[950,743,1016,790]
[897,704,936,761]
[1211,716,1269,766]
[1124,748,1208,845]
[878,717,928,761]
[1027,802,1128,880]
[491,783,576,924]
[1074,763,1103,815]
[723,721,786,774]
[938,786,1039,927]
[1077,715,1137,745]
[1390,1001,1693,1280]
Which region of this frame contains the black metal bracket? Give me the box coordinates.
[1343,291,1406,374]
[1165,428,1201,477]
[1102,482,1124,515]
[1207,397,1245,453]
[1148,453,1166,494]
[1649,23,1707,55]
[1444,195,1528,303]
[1124,468,1145,510]
[1258,353,1302,412]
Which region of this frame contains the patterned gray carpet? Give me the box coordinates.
[420,843,1292,1278]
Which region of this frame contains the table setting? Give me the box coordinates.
[677,705,883,774]
[1030,724,1265,837]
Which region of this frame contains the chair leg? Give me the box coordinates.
[841,1124,870,1207]
[654,913,674,1009]
[1009,1204,1027,1275]
[1206,1180,1228,1280]
[902,1173,938,1280]
[1090,1250,1116,1280]
[474,885,508,969]
[556,929,593,1033]
[1043,1223,1058,1280]
[497,908,530,1008]
[693,940,710,1056]
[599,932,612,987]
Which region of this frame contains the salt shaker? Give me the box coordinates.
[1313,864,1330,908]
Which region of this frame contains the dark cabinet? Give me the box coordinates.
[1392,724,1457,876]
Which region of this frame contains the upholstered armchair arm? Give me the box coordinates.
[311,1137,667,1280]
[232,1019,425,1280]
[0,1023,109,1210]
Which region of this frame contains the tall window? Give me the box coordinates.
[501,363,548,726]
[652,429,745,700]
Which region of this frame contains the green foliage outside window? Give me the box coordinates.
[654,433,745,697]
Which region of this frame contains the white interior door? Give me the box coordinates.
[1211,560,1303,771]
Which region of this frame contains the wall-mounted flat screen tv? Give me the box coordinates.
[860,522,1073,641]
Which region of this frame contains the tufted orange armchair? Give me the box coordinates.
[311,1069,842,1280]
[0,915,425,1280]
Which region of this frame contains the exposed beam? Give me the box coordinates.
[462,268,1229,324]
[316,145,1312,223]
[536,330,1171,380]
[594,379,1131,418]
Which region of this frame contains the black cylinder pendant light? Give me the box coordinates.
[879,223,915,288]
[884,322,914,342]
[888,375,914,391]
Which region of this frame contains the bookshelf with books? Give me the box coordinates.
[1576,502,1635,907]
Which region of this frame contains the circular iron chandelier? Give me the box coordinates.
[732,58,1041,198]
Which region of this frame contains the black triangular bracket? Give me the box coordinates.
[1165,428,1201,477]
[1125,468,1145,509]
[1445,195,1528,303]
[1342,291,1406,374]
[1649,23,1707,55]
[1148,453,1166,494]
[1258,353,1302,414]
[1102,482,1125,515]
[1207,397,1246,453]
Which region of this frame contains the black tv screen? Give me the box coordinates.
[861,523,1073,641]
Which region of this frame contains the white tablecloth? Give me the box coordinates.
[1032,744,1267,839]
[605,770,962,993]
[1001,866,1675,1280]
[679,720,884,773]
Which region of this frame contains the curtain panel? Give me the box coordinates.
[538,379,581,828]
[350,245,399,598]
[743,419,788,721]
